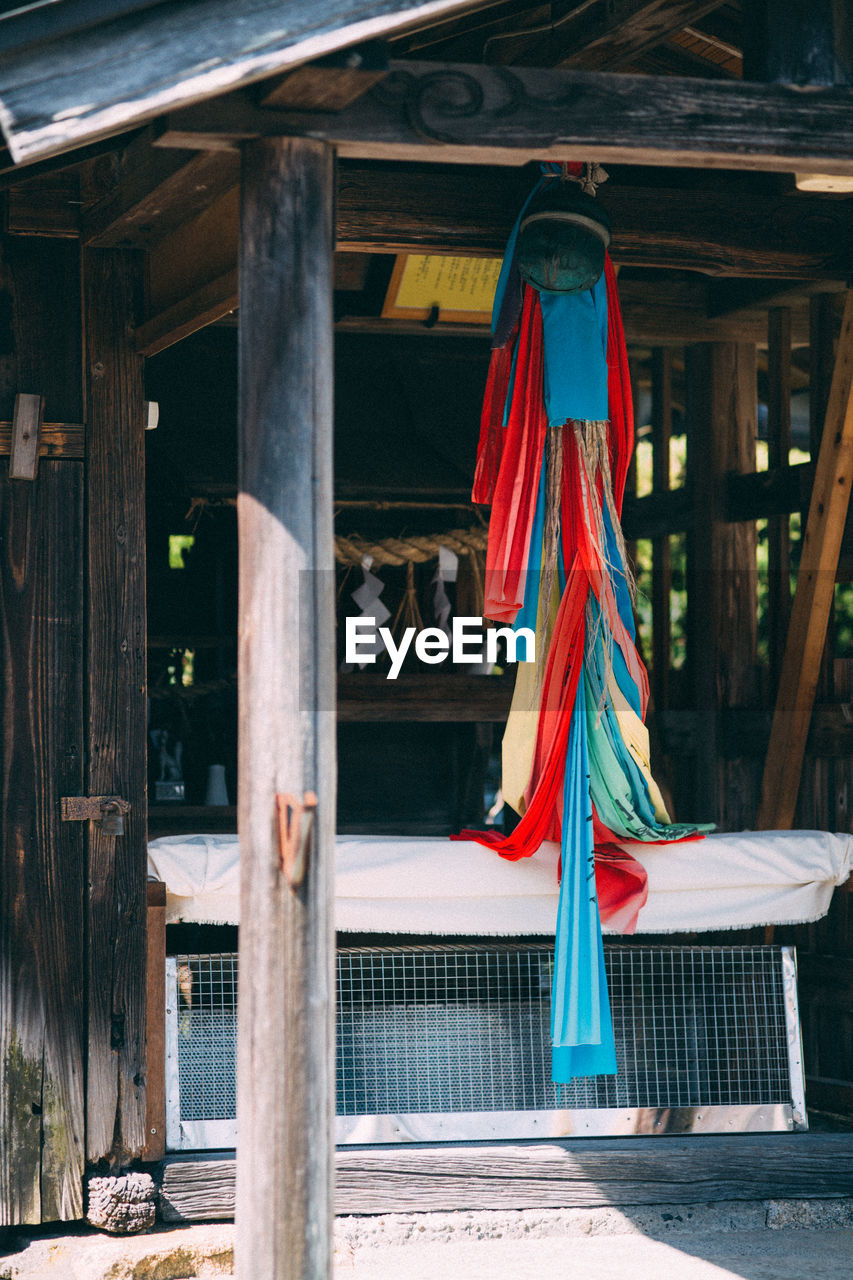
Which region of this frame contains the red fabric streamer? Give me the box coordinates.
[472,338,515,505]
[483,291,548,624]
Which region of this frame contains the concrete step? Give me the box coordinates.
[2,1200,853,1280]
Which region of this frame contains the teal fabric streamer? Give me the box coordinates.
[551,692,617,1081]
[540,274,609,425]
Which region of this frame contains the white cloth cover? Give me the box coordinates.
[147,829,853,935]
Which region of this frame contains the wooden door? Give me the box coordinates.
[0,239,148,1225]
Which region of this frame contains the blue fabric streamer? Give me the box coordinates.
[551,691,617,1082]
[539,274,609,425]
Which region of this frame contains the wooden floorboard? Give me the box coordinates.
[158,1133,853,1222]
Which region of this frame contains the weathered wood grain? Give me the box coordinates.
[82,247,148,1163]
[337,672,514,722]
[0,236,86,1227]
[0,463,86,1225]
[156,61,853,176]
[0,422,84,458]
[143,881,166,1162]
[767,307,793,695]
[135,269,238,357]
[236,137,336,1280]
[555,0,729,72]
[5,171,81,238]
[1,238,83,425]
[650,348,672,716]
[82,137,240,249]
[0,0,489,163]
[685,342,759,828]
[105,152,853,277]
[8,392,44,481]
[159,1133,853,1221]
[757,292,853,830]
[137,272,813,361]
[337,165,853,278]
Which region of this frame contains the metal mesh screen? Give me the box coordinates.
[170,945,794,1123]
[174,953,238,1122]
[336,945,793,1114]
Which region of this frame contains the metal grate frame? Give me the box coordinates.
[165,943,806,1150]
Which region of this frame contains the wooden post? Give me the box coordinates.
[651,348,672,715]
[235,137,336,1280]
[686,343,758,826]
[757,293,853,830]
[143,880,167,1162]
[82,248,148,1164]
[767,307,792,695]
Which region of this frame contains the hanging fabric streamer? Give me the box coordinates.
[456,165,712,1085]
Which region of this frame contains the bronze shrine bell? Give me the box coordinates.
[517,182,611,295]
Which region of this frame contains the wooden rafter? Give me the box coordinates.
[552,0,726,72]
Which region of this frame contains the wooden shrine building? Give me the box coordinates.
[1,0,853,1276]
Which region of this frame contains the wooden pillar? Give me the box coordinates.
[651,348,672,715]
[82,248,148,1163]
[686,343,758,826]
[767,307,792,695]
[235,138,336,1280]
[757,293,853,830]
[811,293,837,707]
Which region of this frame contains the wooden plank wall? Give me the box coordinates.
[0,239,86,1224]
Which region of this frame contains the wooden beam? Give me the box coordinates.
[137,261,806,358]
[0,421,84,458]
[757,291,853,830]
[725,461,814,523]
[81,136,240,249]
[335,165,853,278]
[155,61,853,175]
[82,247,148,1163]
[260,42,388,110]
[707,278,848,319]
[136,269,237,357]
[5,170,81,237]
[0,0,491,164]
[337,671,514,721]
[159,1133,853,1222]
[237,136,336,1280]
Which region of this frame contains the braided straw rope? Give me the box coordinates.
[334,527,488,568]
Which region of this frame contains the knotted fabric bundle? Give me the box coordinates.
[457,169,712,1083]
